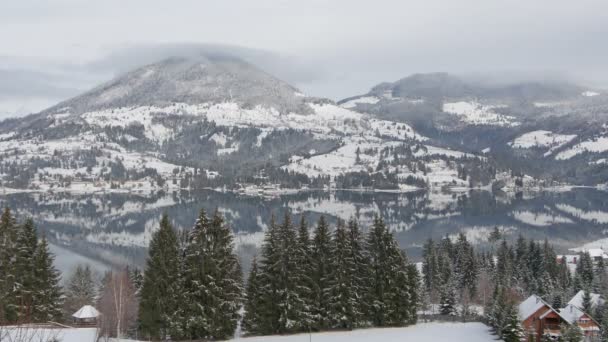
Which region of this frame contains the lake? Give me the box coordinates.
[2,188,608,277]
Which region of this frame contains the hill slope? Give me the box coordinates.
[340,73,608,185]
[0,60,527,192]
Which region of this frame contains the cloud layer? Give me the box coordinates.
[1,0,607,118]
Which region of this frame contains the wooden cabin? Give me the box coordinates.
[559,304,600,341]
[519,295,567,341]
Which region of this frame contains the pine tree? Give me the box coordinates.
[365,215,415,326]
[439,278,457,316]
[501,303,525,342]
[256,215,282,335]
[310,215,333,330]
[293,216,315,330]
[454,233,478,298]
[582,288,593,314]
[32,236,63,322]
[0,207,18,322]
[552,293,563,309]
[422,239,439,301]
[182,209,243,340]
[139,213,183,340]
[406,263,420,325]
[327,220,361,330]
[13,218,38,322]
[64,264,97,318]
[243,256,263,335]
[347,218,371,327]
[384,237,411,326]
[575,252,594,291]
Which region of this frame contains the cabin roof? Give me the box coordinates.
[72,305,100,319]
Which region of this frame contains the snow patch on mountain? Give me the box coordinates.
[582,91,600,97]
[442,101,519,127]
[509,130,577,150]
[555,136,608,160]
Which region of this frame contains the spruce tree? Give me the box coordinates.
[406,263,420,325]
[293,216,315,330]
[347,218,371,327]
[500,303,525,342]
[384,237,411,326]
[422,239,439,300]
[139,213,183,340]
[0,208,18,322]
[439,278,457,316]
[13,218,38,321]
[64,264,97,317]
[182,209,243,340]
[454,233,478,298]
[365,215,415,326]
[575,252,594,291]
[310,215,333,330]
[582,288,593,314]
[327,220,361,330]
[256,215,282,335]
[243,256,263,335]
[32,236,63,322]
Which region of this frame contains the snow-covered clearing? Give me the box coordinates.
[442,101,519,127]
[509,130,576,151]
[555,136,608,160]
[231,323,497,342]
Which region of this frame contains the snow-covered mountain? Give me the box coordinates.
[340,72,608,185]
[0,57,513,192]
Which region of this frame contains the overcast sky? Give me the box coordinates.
[1,0,608,118]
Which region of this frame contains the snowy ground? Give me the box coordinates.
[555,136,608,160]
[509,130,576,156]
[230,323,498,342]
[442,101,518,127]
[1,326,97,342]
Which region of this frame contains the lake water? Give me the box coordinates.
[2,188,608,277]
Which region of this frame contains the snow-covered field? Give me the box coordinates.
[442,101,518,127]
[231,323,497,342]
[1,326,97,342]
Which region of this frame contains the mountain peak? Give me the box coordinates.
[41,55,310,115]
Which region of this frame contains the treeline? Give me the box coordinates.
[243,215,419,335]
[137,211,420,340]
[1,206,419,340]
[0,208,63,323]
[422,230,608,341]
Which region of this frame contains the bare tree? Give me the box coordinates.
[97,269,138,340]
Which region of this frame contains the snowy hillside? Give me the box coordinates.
[0,57,507,192]
[509,130,577,156]
[231,323,497,342]
[442,101,519,127]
